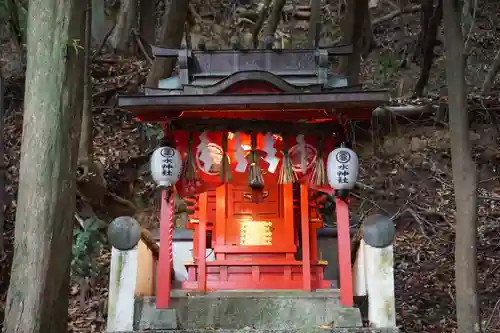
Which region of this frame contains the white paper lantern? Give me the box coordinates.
[150,146,182,187]
[327,146,359,190]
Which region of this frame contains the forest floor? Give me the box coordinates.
[2,0,500,332]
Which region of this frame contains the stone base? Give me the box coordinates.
[134,290,366,331]
[111,329,399,333]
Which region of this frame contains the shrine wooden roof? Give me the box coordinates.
[118,89,390,116]
[117,45,390,124]
[147,44,354,90]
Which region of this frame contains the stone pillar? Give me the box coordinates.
[352,239,397,328]
[107,247,138,332]
[365,243,396,328]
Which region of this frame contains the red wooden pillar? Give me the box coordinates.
[157,189,174,308]
[335,197,354,306]
[197,192,208,291]
[300,185,312,291]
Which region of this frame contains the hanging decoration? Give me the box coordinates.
[220,132,232,183]
[248,132,264,201]
[234,132,248,173]
[181,132,199,182]
[173,129,341,196]
[263,132,280,173]
[150,146,182,187]
[310,137,327,186]
[263,132,279,173]
[278,136,297,184]
[296,134,307,173]
[327,144,359,190]
[197,131,212,173]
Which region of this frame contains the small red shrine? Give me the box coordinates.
[118,43,389,310]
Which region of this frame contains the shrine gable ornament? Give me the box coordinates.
[327,146,359,190]
[150,146,182,187]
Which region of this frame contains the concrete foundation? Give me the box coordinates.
[107,240,397,333]
[110,328,399,333]
[134,290,365,331]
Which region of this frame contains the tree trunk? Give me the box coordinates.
[414,0,443,97]
[5,0,24,48]
[2,0,85,332]
[77,2,109,213]
[80,0,93,163]
[362,7,377,57]
[397,0,408,41]
[109,0,137,54]
[91,0,106,45]
[414,0,434,62]
[338,0,369,85]
[252,0,273,48]
[442,1,481,333]
[5,0,26,65]
[259,0,286,48]
[307,0,322,48]
[140,0,157,45]
[145,0,191,87]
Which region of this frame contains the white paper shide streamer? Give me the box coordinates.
[197,131,212,173]
[263,132,279,173]
[150,146,182,187]
[234,132,248,173]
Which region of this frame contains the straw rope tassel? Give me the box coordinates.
[310,136,327,186]
[220,132,232,183]
[182,132,199,182]
[248,133,264,202]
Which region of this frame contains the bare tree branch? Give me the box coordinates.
[481,48,500,96]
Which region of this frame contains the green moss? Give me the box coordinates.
[107,252,124,319]
[115,252,124,289]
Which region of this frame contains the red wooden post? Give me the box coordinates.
[335,197,353,306]
[157,189,174,308]
[300,185,312,291]
[198,192,208,291]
